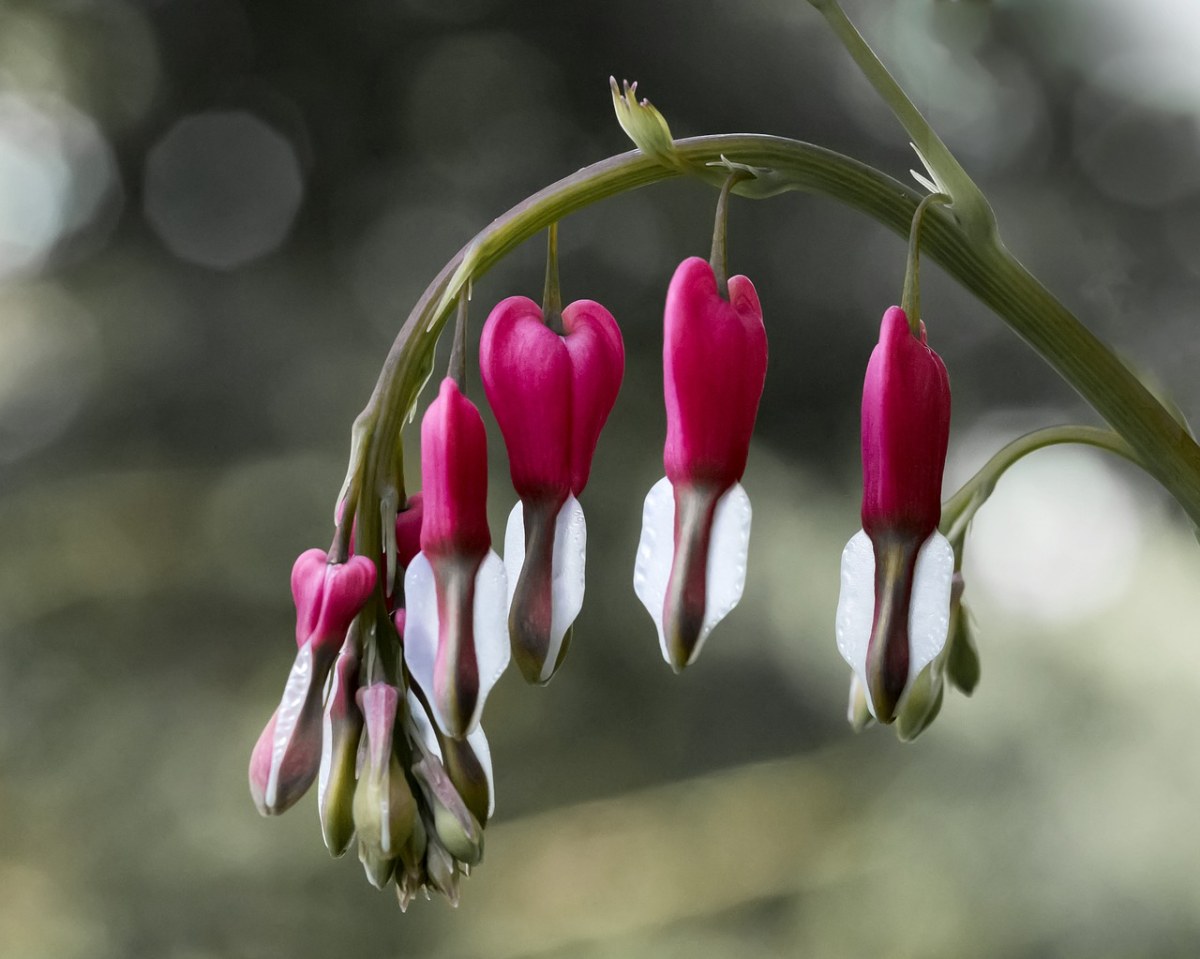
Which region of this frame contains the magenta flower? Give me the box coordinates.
[835,306,954,724]
[480,295,624,683]
[633,256,767,670]
[403,377,509,739]
[249,549,376,816]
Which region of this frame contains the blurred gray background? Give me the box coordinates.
[2,0,1200,956]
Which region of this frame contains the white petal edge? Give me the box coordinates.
[403,550,511,738]
[834,528,955,717]
[503,496,587,682]
[267,641,317,809]
[632,477,752,667]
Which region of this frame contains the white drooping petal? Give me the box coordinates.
[632,476,753,666]
[503,494,587,682]
[834,528,955,717]
[267,640,318,809]
[402,550,511,737]
[402,552,439,724]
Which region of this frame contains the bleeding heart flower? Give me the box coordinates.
[835,305,953,724]
[480,295,624,684]
[249,550,377,816]
[402,377,509,739]
[634,256,767,670]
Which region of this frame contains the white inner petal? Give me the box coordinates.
[697,481,752,664]
[470,550,511,733]
[503,496,588,681]
[834,528,955,717]
[632,477,753,666]
[402,549,511,738]
[632,477,675,661]
[401,552,441,730]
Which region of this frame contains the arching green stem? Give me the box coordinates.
[345,134,1200,574]
[940,426,1142,544]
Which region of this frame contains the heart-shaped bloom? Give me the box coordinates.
[403,377,510,739]
[249,550,377,816]
[835,306,953,724]
[480,295,624,684]
[634,256,767,670]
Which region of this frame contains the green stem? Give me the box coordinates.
[899,192,948,332]
[806,0,994,239]
[940,426,1141,542]
[709,171,747,299]
[347,134,1200,563]
[542,223,563,331]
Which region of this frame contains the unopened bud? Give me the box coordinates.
[424,838,460,907]
[317,636,362,856]
[357,841,396,891]
[248,640,333,816]
[895,662,945,743]
[413,754,484,866]
[353,683,418,858]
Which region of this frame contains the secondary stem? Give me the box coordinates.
[941,426,1141,540]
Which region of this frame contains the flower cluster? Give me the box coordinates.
[248,213,777,905]
[249,170,990,906]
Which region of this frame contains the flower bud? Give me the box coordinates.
[836,306,953,724]
[413,753,484,866]
[403,378,510,739]
[352,683,418,865]
[481,295,624,684]
[317,635,361,857]
[634,256,766,670]
[248,639,333,816]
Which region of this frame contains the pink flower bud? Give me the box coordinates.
[836,306,954,724]
[480,295,624,499]
[290,549,377,654]
[480,296,624,684]
[664,257,766,489]
[860,306,950,538]
[419,379,491,560]
[635,257,766,671]
[403,379,510,739]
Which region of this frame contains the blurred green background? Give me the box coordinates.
[2,0,1200,956]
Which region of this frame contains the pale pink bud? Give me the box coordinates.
[290,549,377,654]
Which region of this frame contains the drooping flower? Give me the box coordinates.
[633,256,767,670]
[249,550,376,816]
[403,377,510,739]
[480,295,624,683]
[835,305,954,724]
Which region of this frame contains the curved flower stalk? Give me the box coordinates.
[481,283,624,684]
[249,550,376,816]
[634,253,767,670]
[402,377,510,739]
[835,305,953,725]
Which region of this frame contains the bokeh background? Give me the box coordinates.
[3,0,1200,956]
